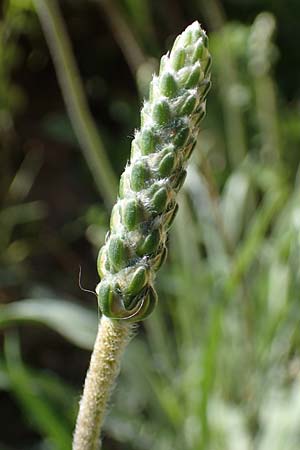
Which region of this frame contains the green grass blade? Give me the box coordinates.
[4,332,72,450]
[0,299,97,350]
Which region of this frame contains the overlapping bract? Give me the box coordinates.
[96,21,211,322]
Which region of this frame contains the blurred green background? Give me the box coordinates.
[1,0,300,449]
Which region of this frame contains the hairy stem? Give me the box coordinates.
[35,0,118,208]
[73,21,211,449]
[73,317,132,450]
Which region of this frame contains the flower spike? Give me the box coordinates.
[96,21,211,322]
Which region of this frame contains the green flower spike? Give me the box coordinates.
[96,21,211,322]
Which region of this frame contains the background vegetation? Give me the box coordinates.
[1,0,300,449]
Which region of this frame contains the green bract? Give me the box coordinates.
[96,21,211,322]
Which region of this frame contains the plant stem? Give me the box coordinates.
[199,0,247,168]
[73,316,132,450]
[34,0,118,208]
[97,0,146,77]
[73,21,211,448]
[96,0,157,98]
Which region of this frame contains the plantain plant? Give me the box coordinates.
[73,21,211,450]
[2,3,299,450]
